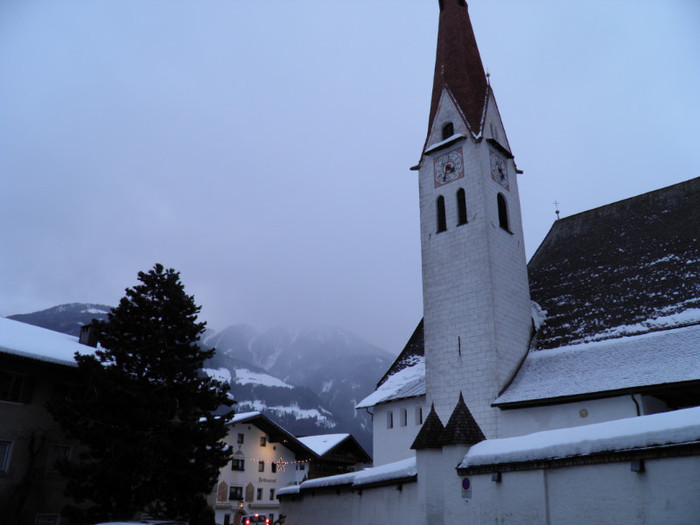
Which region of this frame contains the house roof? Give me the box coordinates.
[227,411,316,459]
[529,177,700,350]
[298,433,372,464]
[426,0,487,143]
[0,316,94,367]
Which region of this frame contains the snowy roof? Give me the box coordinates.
[529,177,700,350]
[0,316,95,367]
[277,457,417,496]
[459,406,700,470]
[225,411,316,458]
[355,355,425,409]
[495,323,700,407]
[298,434,350,457]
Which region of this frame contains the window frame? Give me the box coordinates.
[228,485,243,501]
[258,460,265,472]
[231,457,245,471]
[436,195,447,233]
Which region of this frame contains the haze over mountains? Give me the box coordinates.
[8,303,393,453]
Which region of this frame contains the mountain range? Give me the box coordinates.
[8,303,393,454]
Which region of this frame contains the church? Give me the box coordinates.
[277,1,700,523]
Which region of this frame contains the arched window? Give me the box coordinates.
[437,196,447,233]
[497,193,509,231]
[457,188,467,226]
[442,122,454,140]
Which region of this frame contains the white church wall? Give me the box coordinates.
[372,397,425,466]
[445,455,700,524]
[500,395,639,437]
[279,481,418,525]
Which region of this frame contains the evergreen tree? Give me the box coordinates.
[49,264,233,524]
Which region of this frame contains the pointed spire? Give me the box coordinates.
[439,392,485,446]
[427,0,488,137]
[411,404,445,450]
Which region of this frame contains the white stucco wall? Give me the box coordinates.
[279,480,418,525]
[445,455,700,524]
[500,395,641,437]
[372,397,425,466]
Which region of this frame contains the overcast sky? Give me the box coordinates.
[1,1,698,353]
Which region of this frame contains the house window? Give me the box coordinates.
[271,462,277,473]
[297,463,305,471]
[0,440,11,472]
[258,461,265,472]
[457,188,467,225]
[442,122,454,140]
[229,486,243,500]
[0,371,33,403]
[256,488,263,501]
[260,436,266,447]
[416,407,423,425]
[270,488,276,500]
[231,457,245,471]
[437,196,447,233]
[47,444,71,474]
[497,193,509,231]
[237,433,244,444]
[387,411,394,429]
[401,408,408,427]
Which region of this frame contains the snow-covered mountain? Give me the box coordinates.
[7,303,111,337]
[202,325,394,454]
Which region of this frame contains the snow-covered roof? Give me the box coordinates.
[495,323,700,407]
[459,406,700,470]
[529,177,700,350]
[0,316,95,366]
[277,457,417,496]
[355,356,425,409]
[298,434,349,457]
[225,411,316,458]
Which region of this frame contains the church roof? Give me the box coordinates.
[495,323,700,408]
[440,392,485,446]
[355,320,424,409]
[426,0,488,143]
[529,177,700,350]
[411,404,445,450]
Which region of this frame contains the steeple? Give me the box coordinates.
[427,0,488,142]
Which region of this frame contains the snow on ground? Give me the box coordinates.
[202,367,232,384]
[233,368,293,389]
[236,400,336,428]
[298,434,349,456]
[0,316,95,366]
[355,356,425,408]
[460,406,700,468]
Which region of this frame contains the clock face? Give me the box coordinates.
[434,150,464,187]
[490,151,509,190]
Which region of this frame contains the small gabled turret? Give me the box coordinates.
[440,392,485,446]
[411,404,445,450]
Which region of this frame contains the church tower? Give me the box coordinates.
[417,0,532,438]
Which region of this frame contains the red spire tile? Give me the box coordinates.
[427,0,488,137]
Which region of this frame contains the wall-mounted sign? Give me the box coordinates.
[461,477,472,501]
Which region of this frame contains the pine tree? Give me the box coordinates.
[49,264,233,524]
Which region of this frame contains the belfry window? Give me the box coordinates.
[457,188,467,225]
[437,196,447,233]
[497,193,509,231]
[442,122,454,140]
